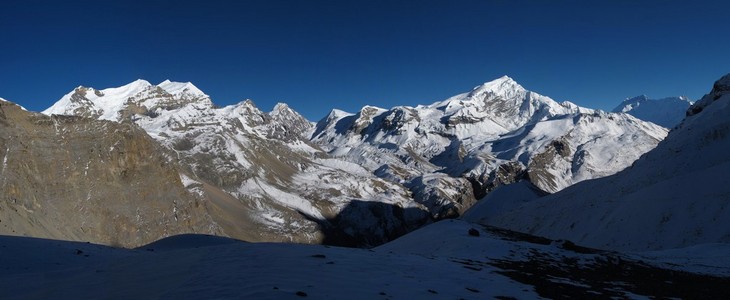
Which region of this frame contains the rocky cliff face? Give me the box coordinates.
[0,99,218,247]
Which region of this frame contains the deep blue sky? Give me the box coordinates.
[1,0,729,120]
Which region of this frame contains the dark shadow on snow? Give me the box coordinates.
[301,200,433,248]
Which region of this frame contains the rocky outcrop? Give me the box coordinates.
[687,73,730,116]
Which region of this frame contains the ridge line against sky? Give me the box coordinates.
[1,0,729,120]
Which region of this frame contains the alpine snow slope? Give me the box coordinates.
[40,76,667,246]
[612,95,692,128]
[479,73,730,252]
[2,220,729,299]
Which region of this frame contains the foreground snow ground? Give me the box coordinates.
[2,219,729,299]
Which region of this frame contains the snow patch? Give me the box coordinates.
[179,173,200,188]
[239,178,325,220]
[1,147,8,178]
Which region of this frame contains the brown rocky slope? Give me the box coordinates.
[0,99,220,247]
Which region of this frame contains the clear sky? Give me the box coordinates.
[1,0,729,120]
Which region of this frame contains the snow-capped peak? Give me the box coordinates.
[468,75,522,96]
[266,102,314,140]
[354,105,387,123]
[158,80,207,98]
[223,99,266,120]
[360,105,386,112]
[270,102,307,120]
[42,79,217,121]
[43,79,154,120]
[238,99,258,108]
[271,102,291,114]
[131,78,152,85]
[430,76,532,110]
[113,78,150,91]
[328,109,354,119]
[99,79,152,100]
[270,102,309,122]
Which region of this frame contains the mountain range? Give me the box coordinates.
[1,76,671,248]
[2,73,730,298]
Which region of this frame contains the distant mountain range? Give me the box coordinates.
[612,95,692,128]
[2,76,668,247]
